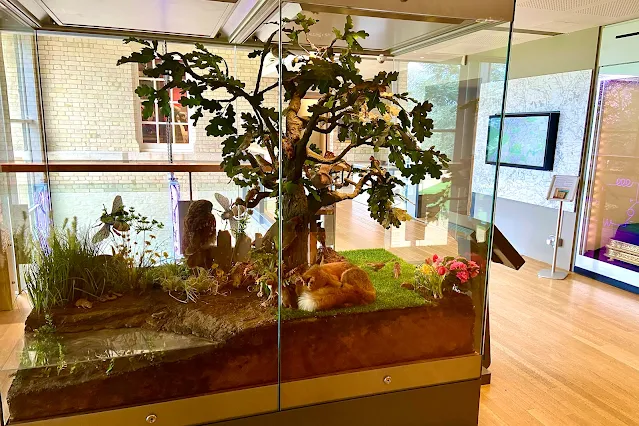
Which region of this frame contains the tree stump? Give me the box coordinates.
[215,230,233,272]
[233,234,252,263]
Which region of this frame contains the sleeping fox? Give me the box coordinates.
[298,262,376,312]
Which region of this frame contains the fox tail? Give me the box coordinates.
[298,285,375,312]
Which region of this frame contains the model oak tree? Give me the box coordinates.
[118,14,449,269]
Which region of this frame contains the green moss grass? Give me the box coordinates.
[418,180,450,196]
[281,248,426,320]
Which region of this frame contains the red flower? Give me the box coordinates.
[468,260,479,269]
[432,254,439,263]
[470,270,479,278]
[450,261,466,271]
[425,257,433,265]
[436,266,447,276]
[456,270,470,283]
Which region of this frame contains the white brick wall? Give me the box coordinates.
[36,34,278,192]
[29,34,282,241]
[38,35,139,156]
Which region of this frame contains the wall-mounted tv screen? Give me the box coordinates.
[486,112,560,171]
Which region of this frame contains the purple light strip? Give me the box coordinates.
[169,173,181,257]
[33,182,51,251]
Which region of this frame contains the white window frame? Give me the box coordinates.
[135,59,195,153]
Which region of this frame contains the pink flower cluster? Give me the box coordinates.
[425,254,481,284]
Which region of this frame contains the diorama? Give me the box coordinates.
[3,14,488,424]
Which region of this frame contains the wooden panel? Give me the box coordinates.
[13,386,278,426]
[281,355,481,409]
[0,162,225,173]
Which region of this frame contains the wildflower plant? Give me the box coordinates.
[95,198,168,288]
[414,254,480,299]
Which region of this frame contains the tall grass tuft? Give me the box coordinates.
[25,218,112,314]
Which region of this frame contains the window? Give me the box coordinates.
[137,59,192,150]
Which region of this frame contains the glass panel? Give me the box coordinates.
[172,102,188,123]
[157,124,170,144]
[138,62,151,76]
[0,6,48,423]
[141,123,157,143]
[169,87,185,103]
[0,170,280,423]
[0,18,281,423]
[158,106,168,123]
[174,124,188,144]
[277,3,512,405]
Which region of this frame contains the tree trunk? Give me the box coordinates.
[282,183,310,270]
[280,91,311,271]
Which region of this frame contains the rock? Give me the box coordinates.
[401,282,415,290]
[75,298,93,309]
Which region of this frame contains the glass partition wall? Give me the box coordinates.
[0,1,514,424]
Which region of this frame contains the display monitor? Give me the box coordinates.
[486,112,560,171]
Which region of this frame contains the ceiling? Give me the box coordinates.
[515,0,639,33]
[7,0,639,60]
[23,0,237,36]
[399,31,550,62]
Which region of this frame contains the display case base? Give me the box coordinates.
[215,379,481,426]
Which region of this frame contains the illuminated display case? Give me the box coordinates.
[576,20,639,291]
[0,1,515,425]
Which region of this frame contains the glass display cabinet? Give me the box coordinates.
[575,20,639,291]
[0,0,515,424]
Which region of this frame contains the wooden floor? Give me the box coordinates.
[480,258,639,426]
[1,200,639,425]
[338,200,639,426]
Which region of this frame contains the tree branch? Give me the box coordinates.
[258,81,279,96]
[245,191,271,209]
[312,109,352,134]
[320,172,372,206]
[306,143,355,164]
[255,31,277,95]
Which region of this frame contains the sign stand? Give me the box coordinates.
[538,175,579,280]
[538,200,568,280]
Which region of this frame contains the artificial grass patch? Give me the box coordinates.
[418,180,450,196]
[281,248,427,320]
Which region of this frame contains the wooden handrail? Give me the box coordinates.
[0,162,225,173]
